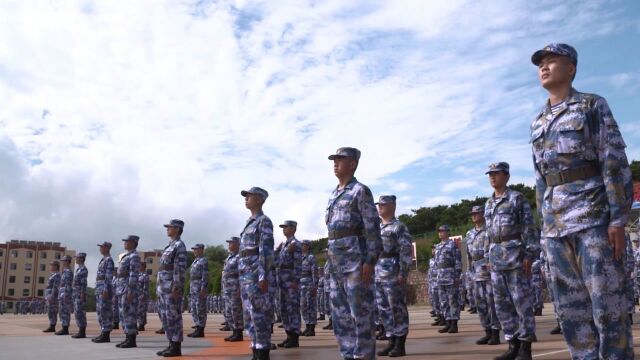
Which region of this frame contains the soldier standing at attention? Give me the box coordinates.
[530,43,634,359]
[116,235,141,348]
[435,225,462,335]
[325,147,382,360]
[317,266,326,321]
[43,260,61,333]
[239,187,275,360]
[71,253,88,339]
[321,251,333,331]
[300,240,318,337]
[137,261,149,331]
[466,206,501,346]
[112,266,120,330]
[530,257,544,317]
[374,195,413,357]
[429,247,443,326]
[485,162,539,360]
[187,244,209,338]
[276,220,302,349]
[223,237,244,342]
[157,219,188,357]
[55,255,74,335]
[93,242,115,343]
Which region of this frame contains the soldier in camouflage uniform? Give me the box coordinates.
[317,266,326,320]
[321,255,333,330]
[112,266,120,330]
[466,206,501,346]
[434,225,462,335]
[300,240,318,337]
[43,261,61,333]
[157,219,188,357]
[93,241,115,343]
[428,248,443,325]
[55,255,73,336]
[115,235,141,348]
[276,220,303,348]
[187,244,209,338]
[222,237,243,342]
[374,195,413,357]
[485,162,539,360]
[72,252,88,338]
[624,233,635,322]
[539,239,562,335]
[137,261,149,331]
[531,43,634,359]
[325,147,382,360]
[634,239,640,307]
[239,187,275,360]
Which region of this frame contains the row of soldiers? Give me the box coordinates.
[0,298,47,314]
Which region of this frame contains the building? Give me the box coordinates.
[0,240,76,311]
[140,250,163,279]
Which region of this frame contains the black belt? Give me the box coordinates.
[279,264,294,270]
[117,273,129,278]
[301,272,312,278]
[240,249,259,257]
[96,275,105,280]
[472,256,485,261]
[379,251,398,259]
[224,274,239,279]
[328,229,363,240]
[492,233,522,244]
[160,264,174,271]
[545,163,600,186]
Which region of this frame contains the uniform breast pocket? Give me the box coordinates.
[556,116,585,154]
[496,208,515,228]
[531,125,545,162]
[158,271,174,294]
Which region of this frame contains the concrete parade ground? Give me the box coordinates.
[1,305,639,359]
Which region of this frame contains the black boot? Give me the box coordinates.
[375,324,385,339]
[277,331,291,347]
[270,343,277,350]
[220,324,232,331]
[187,327,197,337]
[305,324,315,337]
[116,335,128,347]
[163,341,182,357]
[284,332,299,348]
[430,315,441,326]
[438,320,451,333]
[487,329,501,345]
[534,308,542,316]
[389,335,407,357]
[112,322,119,330]
[514,341,531,360]
[43,324,56,333]
[447,320,458,333]
[228,329,244,342]
[323,319,333,330]
[476,329,492,345]
[92,331,111,343]
[493,338,520,360]
[377,336,396,356]
[137,324,145,331]
[469,308,477,314]
[157,342,172,356]
[318,314,325,321]
[55,326,70,335]
[119,334,137,348]
[155,327,165,334]
[549,321,562,335]
[255,348,270,360]
[72,327,86,339]
[301,324,309,336]
[429,310,436,317]
[194,326,205,338]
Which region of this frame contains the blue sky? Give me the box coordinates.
[0,0,638,283]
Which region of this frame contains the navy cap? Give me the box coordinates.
[97,241,112,249]
[122,235,140,243]
[61,255,72,262]
[241,187,269,200]
[279,220,297,228]
[226,236,240,243]
[470,205,484,214]
[75,252,86,258]
[375,195,396,205]
[191,243,205,250]
[164,219,185,229]
[486,162,510,174]
[438,225,450,232]
[302,240,312,246]
[328,147,361,161]
[531,43,578,66]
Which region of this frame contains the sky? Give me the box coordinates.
[1,0,639,285]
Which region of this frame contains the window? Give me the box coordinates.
[41,252,47,259]
[22,289,29,297]
[11,250,18,257]
[39,264,46,271]
[146,258,153,264]
[9,276,15,283]
[38,277,45,284]
[0,263,2,270]
[26,251,33,259]
[0,249,3,256]
[8,289,14,296]
[55,253,61,260]
[7,302,13,309]
[25,263,32,271]
[146,269,153,275]
[37,289,44,297]
[24,276,31,284]
[10,263,16,270]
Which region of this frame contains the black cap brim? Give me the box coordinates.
[328,154,347,160]
[531,50,552,66]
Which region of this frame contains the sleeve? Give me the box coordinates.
[398,224,413,278]
[201,259,209,293]
[357,185,382,265]
[464,232,473,267]
[53,275,60,299]
[128,255,140,294]
[294,242,303,280]
[105,260,114,293]
[312,255,318,287]
[592,97,633,227]
[454,243,462,280]
[65,272,73,296]
[519,195,540,260]
[258,217,275,282]
[81,268,88,292]
[173,244,187,293]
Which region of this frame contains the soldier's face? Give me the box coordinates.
[377,203,395,218]
[228,242,239,252]
[302,244,310,254]
[244,194,263,210]
[333,157,356,178]
[489,171,509,189]
[166,226,179,238]
[99,245,109,256]
[282,226,295,237]
[193,248,204,257]
[471,213,484,223]
[438,231,449,240]
[50,264,58,272]
[538,55,575,89]
[76,257,85,265]
[124,240,135,251]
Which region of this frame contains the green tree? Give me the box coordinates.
[631,160,640,182]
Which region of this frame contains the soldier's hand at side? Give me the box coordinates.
[200,290,206,298]
[397,276,405,286]
[81,294,85,302]
[102,292,109,300]
[259,279,268,294]
[361,263,374,285]
[171,288,181,300]
[127,292,133,303]
[291,283,298,292]
[523,259,532,278]
[608,226,625,261]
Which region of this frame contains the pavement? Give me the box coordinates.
[1,304,639,359]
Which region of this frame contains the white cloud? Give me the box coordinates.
[423,196,456,207]
[441,180,478,194]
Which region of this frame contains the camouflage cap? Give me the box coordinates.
[163,219,185,229]
[328,147,361,161]
[486,162,510,174]
[240,187,269,200]
[225,236,240,243]
[438,225,450,232]
[61,255,72,262]
[470,205,484,214]
[75,252,87,258]
[122,235,140,243]
[375,195,396,205]
[531,43,578,66]
[97,241,112,249]
[279,220,297,228]
[191,243,205,250]
[301,240,312,246]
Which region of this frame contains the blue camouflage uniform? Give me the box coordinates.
[95,244,115,332]
[428,256,440,317]
[531,43,634,359]
[624,234,636,316]
[58,261,74,328]
[374,195,413,338]
[276,221,303,335]
[325,147,382,360]
[222,239,243,332]
[73,254,88,329]
[317,270,325,317]
[45,267,61,326]
[323,260,332,318]
[137,269,149,327]
[117,237,141,336]
[301,241,318,326]
[485,163,539,343]
[435,226,462,322]
[112,269,120,326]
[158,220,188,344]
[238,187,275,352]
[530,258,544,313]
[189,245,209,329]
[634,243,640,306]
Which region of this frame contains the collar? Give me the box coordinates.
[335,177,358,192]
[492,187,511,201]
[249,211,264,221]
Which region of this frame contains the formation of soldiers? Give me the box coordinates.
[25,43,637,360]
